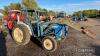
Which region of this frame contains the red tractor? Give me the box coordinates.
[3,10,26,29]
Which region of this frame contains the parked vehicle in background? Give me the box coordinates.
[72,16,87,21]
[57,12,66,18]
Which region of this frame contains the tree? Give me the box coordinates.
[22,0,38,9]
[3,3,22,16]
[73,9,100,18]
[10,3,22,10]
[48,10,56,16]
[2,6,9,16]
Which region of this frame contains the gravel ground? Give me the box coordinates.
[0,19,100,56]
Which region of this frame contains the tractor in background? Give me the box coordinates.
[3,10,26,30]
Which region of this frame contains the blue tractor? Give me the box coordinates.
[12,9,69,52]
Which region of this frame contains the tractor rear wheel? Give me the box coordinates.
[12,24,30,45]
[42,36,57,52]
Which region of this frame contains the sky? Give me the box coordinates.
[0,0,100,15]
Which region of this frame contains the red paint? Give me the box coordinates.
[8,21,14,29]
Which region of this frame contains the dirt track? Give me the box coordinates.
[0,18,100,56]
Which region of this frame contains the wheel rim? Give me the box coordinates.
[43,39,53,50]
[13,28,23,43]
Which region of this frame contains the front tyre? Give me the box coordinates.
[12,24,30,45]
[42,36,57,52]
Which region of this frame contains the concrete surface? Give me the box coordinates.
[0,18,100,56]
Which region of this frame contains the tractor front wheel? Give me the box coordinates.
[12,24,30,45]
[42,36,57,52]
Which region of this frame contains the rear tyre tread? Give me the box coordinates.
[12,24,30,45]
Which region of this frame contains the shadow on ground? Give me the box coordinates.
[0,31,7,56]
[91,45,100,56]
[30,36,43,49]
